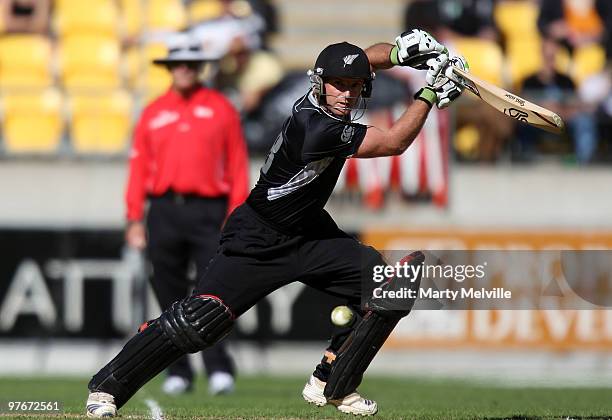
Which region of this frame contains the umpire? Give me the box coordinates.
[124,35,249,396]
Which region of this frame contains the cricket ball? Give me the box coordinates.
[330,305,354,327]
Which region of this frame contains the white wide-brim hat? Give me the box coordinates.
[152,33,219,65]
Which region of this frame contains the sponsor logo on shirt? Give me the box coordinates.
[149,110,179,130]
[341,125,354,143]
[193,106,214,118]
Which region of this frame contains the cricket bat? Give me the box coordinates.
[452,66,565,134]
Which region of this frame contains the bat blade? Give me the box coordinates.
[452,67,565,134]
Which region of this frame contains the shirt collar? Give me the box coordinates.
[165,86,205,104]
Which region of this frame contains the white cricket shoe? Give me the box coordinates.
[208,371,235,395]
[302,375,378,416]
[86,392,117,418]
[162,375,192,395]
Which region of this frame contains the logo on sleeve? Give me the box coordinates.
[341,125,354,143]
[343,54,359,68]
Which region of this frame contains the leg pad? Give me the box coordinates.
[323,311,399,400]
[88,295,233,408]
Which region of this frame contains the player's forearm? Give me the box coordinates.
[356,99,431,158]
[364,43,395,71]
[386,99,431,154]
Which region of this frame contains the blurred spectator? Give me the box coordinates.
[189,0,265,52]
[538,0,604,52]
[517,38,598,163]
[403,0,442,36]
[214,35,283,114]
[0,0,50,34]
[404,0,498,41]
[438,0,498,41]
[580,61,611,161]
[595,0,612,60]
[246,0,278,49]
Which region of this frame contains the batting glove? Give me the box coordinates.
[391,29,447,69]
[425,54,449,86]
[425,54,468,109]
[443,55,469,85]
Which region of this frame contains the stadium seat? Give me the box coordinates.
[1,89,64,153]
[69,90,133,153]
[506,37,542,88]
[572,44,606,85]
[124,46,142,88]
[55,0,120,38]
[0,35,53,88]
[494,0,540,42]
[146,0,188,31]
[453,37,504,86]
[139,43,172,98]
[59,35,121,90]
[120,0,143,38]
[188,0,225,24]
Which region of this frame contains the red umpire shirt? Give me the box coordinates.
[126,87,249,221]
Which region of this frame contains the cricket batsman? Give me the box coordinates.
[86,29,468,417]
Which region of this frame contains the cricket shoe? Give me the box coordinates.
[209,371,235,395]
[86,392,116,418]
[162,375,192,395]
[302,375,378,416]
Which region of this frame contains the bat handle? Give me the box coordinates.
[450,66,479,97]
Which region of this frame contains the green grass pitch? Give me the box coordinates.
[0,375,611,419]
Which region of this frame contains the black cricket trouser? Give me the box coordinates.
[193,203,385,380]
[147,193,234,381]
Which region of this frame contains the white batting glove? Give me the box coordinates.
[433,78,463,109]
[425,54,449,86]
[444,55,469,84]
[425,54,468,109]
[392,29,447,69]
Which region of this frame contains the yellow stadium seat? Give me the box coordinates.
[124,46,142,88]
[55,0,120,38]
[188,0,224,24]
[1,89,64,153]
[453,37,504,86]
[0,35,53,88]
[69,90,133,153]
[59,35,121,90]
[146,0,188,31]
[506,37,543,88]
[572,44,606,85]
[494,0,540,42]
[120,0,143,38]
[139,43,172,97]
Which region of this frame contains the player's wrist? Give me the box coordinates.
[390,45,401,66]
[414,87,437,108]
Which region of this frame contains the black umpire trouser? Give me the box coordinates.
[146,192,234,381]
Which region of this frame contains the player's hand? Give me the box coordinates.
[427,54,467,109]
[444,55,469,84]
[425,53,449,86]
[392,29,447,69]
[126,221,147,250]
[432,77,464,109]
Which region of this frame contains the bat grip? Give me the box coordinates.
[450,66,479,97]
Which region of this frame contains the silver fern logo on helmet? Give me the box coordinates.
[343,54,359,68]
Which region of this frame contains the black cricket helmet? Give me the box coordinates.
[308,42,375,105]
